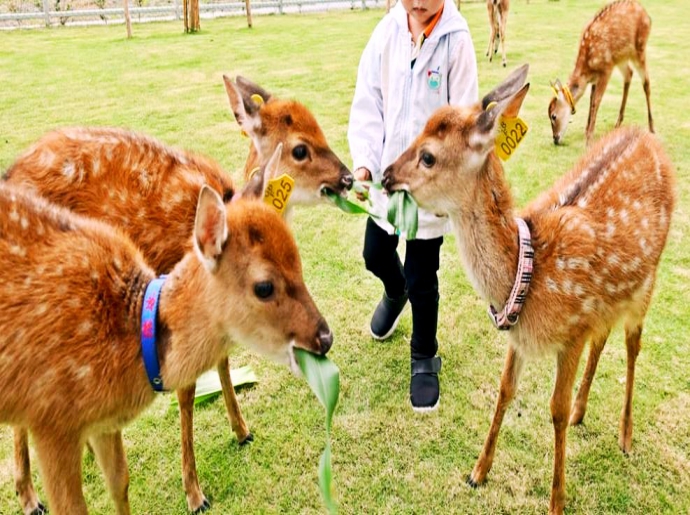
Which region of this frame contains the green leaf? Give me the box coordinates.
[324,189,373,216]
[295,348,340,513]
[386,190,418,239]
[170,365,258,407]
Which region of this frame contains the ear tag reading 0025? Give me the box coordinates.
[264,174,294,215]
[495,115,529,161]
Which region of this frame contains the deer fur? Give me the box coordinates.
[3,76,351,514]
[383,64,674,514]
[548,0,653,145]
[486,0,509,67]
[0,183,331,514]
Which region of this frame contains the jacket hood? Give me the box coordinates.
[391,0,469,40]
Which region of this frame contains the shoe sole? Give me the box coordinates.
[411,395,440,413]
[370,308,405,341]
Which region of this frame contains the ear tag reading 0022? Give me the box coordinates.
[495,115,529,161]
[264,174,294,215]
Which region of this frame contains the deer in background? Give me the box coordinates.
[383,64,674,514]
[4,77,351,515]
[548,0,654,145]
[486,0,509,67]
[0,183,332,514]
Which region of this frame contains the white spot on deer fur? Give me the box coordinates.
[620,209,629,224]
[562,279,573,295]
[62,161,76,179]
[607,207,616,218]
[567,258,590,270]
[568,314,580,326]
[632,200,642,211]
[73,365,92,380]
[582,298,595,313]
[39,149,56,167]
[546,277,558,292]
[573,284,585,297]
[606,283,618,295]
[92,157,101,176]
[20,217,29,230]
[9,245,26,257]
[77,321,92,335]
[35,303,47,316]
[556,258,566,270]
[55,265,63,276]
[23,276,32,287]
[607,255,621,267]
[577,197,588,209]
[606,221,616,238]
[641,217,649,230]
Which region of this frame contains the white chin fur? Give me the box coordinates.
[288,341,302,376]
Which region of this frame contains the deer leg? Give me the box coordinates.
[585,72,612,144]
[549,342,586,515]
[13,427,46,515]
[468,344,525,487]
[486,24,495,59]
[33,430,87,515]
[569,333,609,425]
[499,13,507,67]
[177,384,210,513]
[217,357,253,444]
[619,322,642,454]
[634,60,654,133]
[615,64,633,128]
[89,431,130,515]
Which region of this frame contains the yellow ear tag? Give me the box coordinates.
[263,174,294,215]
[495,115,529,161]
[250,93,265,106]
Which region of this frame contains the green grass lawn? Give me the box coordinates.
[1,0,689,513]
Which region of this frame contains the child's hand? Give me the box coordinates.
[354,167,371,201]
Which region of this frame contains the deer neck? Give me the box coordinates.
[155,256,232,390]
[566,73,587,105]
[448,153,520,308]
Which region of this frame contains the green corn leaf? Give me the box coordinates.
[295,348,340,514]
[324,189,373,216]
[170,365,258,407]
[387,190,418,240]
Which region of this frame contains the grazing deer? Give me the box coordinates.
[383,64,674,514]
[0,182,332,515]
[4,75,351,515]
[224,75,353,209]
[548,0,653,145]
[486,0,509,67]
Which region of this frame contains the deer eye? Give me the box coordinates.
[551,113,557,122]
[421,152,436,168]
[254,281,274,300]
[292,144,308,161]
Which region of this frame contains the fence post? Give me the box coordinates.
[173,0,180,20]
[361,0,366,10]
[278,0,283,15]
[42,0,50,27]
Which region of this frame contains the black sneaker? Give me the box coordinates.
[369,291,408,340]
[410,356,441,413]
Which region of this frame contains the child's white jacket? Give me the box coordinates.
[348,0,478,239]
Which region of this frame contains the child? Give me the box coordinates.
[348,0,478,412]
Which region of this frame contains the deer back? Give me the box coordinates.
[3,127,235,274]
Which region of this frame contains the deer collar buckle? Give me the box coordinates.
[488,218,534,330]
[141,275,168,392]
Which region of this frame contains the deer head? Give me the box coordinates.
[548,79,575,145]
[382,64,530,214]
[223,75,353,205]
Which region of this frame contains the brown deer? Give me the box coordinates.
[486,0,509,67]
[548,0,654,145]
[0,182,332,514]
[4,76,351,514]
[383,64,674,514]
[224,75,353,210]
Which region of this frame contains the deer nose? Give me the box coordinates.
[316,320,333,355]
[553,135,561,145]
[381,165,394,191]
[340,168,354,190]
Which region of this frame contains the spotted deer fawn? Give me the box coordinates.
[383,64,674,514]
[0,182,332,514]
[4,78,350,514]
[548,0,653,145]
[486,0,509,67]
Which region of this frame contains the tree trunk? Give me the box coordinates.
[245,0,252,28]
[123,0,132,38]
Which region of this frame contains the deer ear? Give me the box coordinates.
[476,83,530,141]
[224,75,263,138]
[235,76,273,105]
[261,143,283,187]
[481,63,530,109]
[193,185,228,272]
[237,144,283,201]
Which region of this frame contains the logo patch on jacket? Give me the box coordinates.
[427,67,442,92]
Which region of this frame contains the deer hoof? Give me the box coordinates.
[192,498,211,514]
[466,475,480,489]
[30,504,48,515]
[239,432,254,446]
